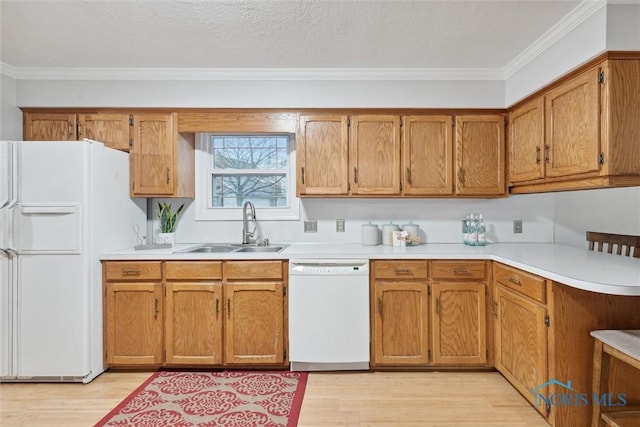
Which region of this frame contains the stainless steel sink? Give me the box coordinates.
[179,243,286,254]
[188,245,236,253]
[234,246,285,253]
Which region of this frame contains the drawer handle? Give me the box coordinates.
[508,277,522,285]
[451,268,470,274]
[122,268,141,276]
[394,268,413,274]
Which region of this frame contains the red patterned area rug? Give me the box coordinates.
[94,371,308,427]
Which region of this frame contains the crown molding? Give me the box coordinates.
[6,66,504,81]
[1,62,17,79]
[503,0,607,79]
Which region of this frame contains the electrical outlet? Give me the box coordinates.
[513,220,523,234]
[304,220,317,233]
[336,219,345,232]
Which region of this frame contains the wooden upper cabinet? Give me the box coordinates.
[508,98,545,184]
[131,113,175,196]
[78,113,131,151]
[130,113,194,198]
[545,66,601,178]
[455,115,506,196]
[297,115,349,195]
[402,115,454,195]
[24,113,76,141]
[349,115,401,195]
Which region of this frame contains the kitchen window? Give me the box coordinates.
[195,133,299,220]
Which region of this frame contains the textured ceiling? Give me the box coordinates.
[1,0,582,71]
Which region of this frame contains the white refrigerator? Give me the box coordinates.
[0,140,146,383]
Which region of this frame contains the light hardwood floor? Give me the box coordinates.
[0,371,549,426]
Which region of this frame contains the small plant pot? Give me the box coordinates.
[157,232,176,246]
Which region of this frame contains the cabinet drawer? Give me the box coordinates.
[104,261,162,281]
[165,261,222,280]
[224,261,284,280]
[431,260,486,280]
[494,263,546,303]
[373,260,428,279]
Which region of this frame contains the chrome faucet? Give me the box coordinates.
[242,201,257,244]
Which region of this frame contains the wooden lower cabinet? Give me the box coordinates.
[103,260,287,368]
[494,285,548,416]
[165,282,223,365]
[372,282,429,365]
[224,282,285,365]
[432,283,487,365]
[105,282,164,366]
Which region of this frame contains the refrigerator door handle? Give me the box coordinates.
[7,142,18,209]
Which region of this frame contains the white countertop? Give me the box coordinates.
[101,242,640,296]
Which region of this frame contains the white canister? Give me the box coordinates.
[381,221,400,246]
[401,221,420,240]
[361,222,381,246]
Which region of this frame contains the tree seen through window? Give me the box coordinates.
[211,136,288,207]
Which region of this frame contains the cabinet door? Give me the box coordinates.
[432,283,486,365]
[372,282,429,366]
[224,282,284,365]
[78,113,131,151]
[165,282,223,365]
[24,113,77,141]
[130,113,176,196]
[455,115,505,196]
[105,283,163,366]
[297,115,349,195]
[402,115,454,195]
[350,115,401,195]
[545,66,601,178]
[495,286,547,415]
[508,98,545,184]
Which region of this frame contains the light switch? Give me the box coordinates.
[304,220,317,233]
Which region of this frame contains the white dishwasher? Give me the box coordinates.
[288,259,370,371]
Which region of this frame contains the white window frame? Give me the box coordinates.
[195,133,300,221]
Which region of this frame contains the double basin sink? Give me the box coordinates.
[179,243,287,254]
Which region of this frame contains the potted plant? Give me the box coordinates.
[156,202,184,246]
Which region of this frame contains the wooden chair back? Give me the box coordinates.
[586,231,640,258]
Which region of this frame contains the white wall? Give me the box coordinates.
[15,78,505,109]
[155,193,555,245]
[505,4,607,106]
[606,3,640,50]
[0,74,22,139]
[553,187,640,248]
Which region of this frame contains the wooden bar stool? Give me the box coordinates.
[586,232,640,258]
[591,330,640,427]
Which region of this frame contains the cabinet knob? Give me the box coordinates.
[406,168,412,185]
[535,146,541,164]
[301,167,305,185]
